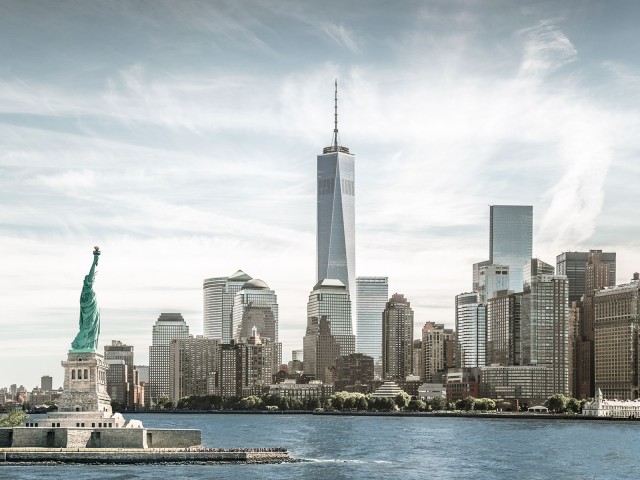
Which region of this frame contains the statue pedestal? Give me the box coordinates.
[58,352,112,415]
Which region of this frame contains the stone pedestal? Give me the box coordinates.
[58,352,112,415]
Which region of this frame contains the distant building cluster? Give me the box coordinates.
[9,88,640,411]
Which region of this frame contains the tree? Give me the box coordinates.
[456,396,476,411]
[428,397,445,411]
[394,391,411,410]
[474,398,496,411]
[566,397,582,414]
[407,399,426,412]
[544,394,569,413]
[0,410,28,427]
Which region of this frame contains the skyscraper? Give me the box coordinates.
[594,273,640,400]
[521,258,569,395]
[382,293,414,380]
[169,336,220,405]
[422,322,456,383]
[148,313,190,406]
[556,250,616,305]
[476,264,510,303]
[356,276,388,371]
[231,277,281,371]
[317,81,355,298]
[455,292,486,368]
[489,205,533,292]
[307,279,355,356]
[303,315,342,383]
[231,279,278,342]
[203,269,252,342]
[40,375,53,391]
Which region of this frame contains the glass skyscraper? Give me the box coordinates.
[489,205,533,292]
[307,279,355,356]
[203,269,251,342]
[356,276,388,367]
[148,313,189,406]
[317,83,355,297]
[455,292,486,368]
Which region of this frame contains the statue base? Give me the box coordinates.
[58,352,112,415]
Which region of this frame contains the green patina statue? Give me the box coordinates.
[70,246,101,353]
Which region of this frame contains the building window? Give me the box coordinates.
[84,369,88,379]
[72,370,75,380]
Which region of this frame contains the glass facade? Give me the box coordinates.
[489,205,533,292]
[307,279,355,356]
[455,292,486,368]
[148,313,189,405]
[232,279,281,370]
[317,150,355,299]
[355,276,388,366]
[203,270,251,342]
[477,264,510,303]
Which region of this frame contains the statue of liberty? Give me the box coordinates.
[70,246,101,352]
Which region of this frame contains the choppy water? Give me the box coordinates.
[3,413,640,479]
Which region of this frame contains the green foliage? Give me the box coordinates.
[0,410,28,427]
[407,399,426,412]
[394,391,411,409]
[456,396,476,411]
[473,398,496,411]
[427,397,446,411]
[236,395,264,410]
[544,394,569,413]
[328,391,369,411]
[566,397,582,414]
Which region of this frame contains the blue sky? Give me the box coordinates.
[2,0,640,388]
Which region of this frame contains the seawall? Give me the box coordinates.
[0,448,291,464]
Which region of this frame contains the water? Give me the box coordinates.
[3,413,640,479]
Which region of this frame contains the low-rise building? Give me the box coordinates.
[583,389,640,418]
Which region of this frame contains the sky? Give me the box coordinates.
[2,0,640,389]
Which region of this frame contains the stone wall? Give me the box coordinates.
[90,429,145,448]
[10,428,68,448]
[3,427,199,449]
[146,429,201,448]
[0,429,12,447]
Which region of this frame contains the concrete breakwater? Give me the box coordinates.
[0,447,292,464]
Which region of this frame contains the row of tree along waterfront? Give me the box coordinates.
[150,392,588,414]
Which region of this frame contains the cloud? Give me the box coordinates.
[518,20,577,77]
[320,23,361,54]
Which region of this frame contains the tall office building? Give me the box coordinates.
[307,279,355,356]
[231,278,281,368]
[594,274,640,400]
[317,82,355,298]
[148,313,189,406]
[40,375,53,391]
[104,340,135,383]
[455,292,487,368]
[521,258,569,395]
[169,336,220,404]
[577,251,616,398]
[422,322,455,383]
[203,269,252,342]
[556,250,616,305]
[489,205,533,292]
[486,290,522,366]
[476,264,510,303]
[355,276,388,370]
[303,315,342,383]
[382,293,414,380]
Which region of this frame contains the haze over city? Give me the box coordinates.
[2,0,640,388]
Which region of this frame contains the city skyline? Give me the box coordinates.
[3,1,640,388]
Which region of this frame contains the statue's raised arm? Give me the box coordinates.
[70,247,102,353]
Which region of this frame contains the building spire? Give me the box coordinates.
[324,79,349,154]
[333,78,339,149]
